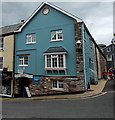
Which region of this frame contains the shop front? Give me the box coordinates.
[0,70,13,97]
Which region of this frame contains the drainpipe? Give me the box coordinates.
[81,22,87,90]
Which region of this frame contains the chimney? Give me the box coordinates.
[21,20,24,23]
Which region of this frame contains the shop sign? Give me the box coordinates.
[15,74,33,78]
[33,76,40,84]
[2,71,12,80]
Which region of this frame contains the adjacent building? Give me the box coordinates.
[13,2,106,97]
[102,44,115,70]
[0,23,22,97]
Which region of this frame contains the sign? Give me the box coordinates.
[15,74,33,78]
[33,76,40,84]
[18,69,24,74]
[2,71,12,80]
[25,87,31,98]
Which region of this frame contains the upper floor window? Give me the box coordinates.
[19,56,28,66]
[0,57,3,70]
[107,47,111,52]
[0,37,3,50]
[26,33,36,44]
[45,54,66,69]
[106,55,112,61]
[51,30,63,41]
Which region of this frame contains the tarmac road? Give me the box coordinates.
[2,79,114,119]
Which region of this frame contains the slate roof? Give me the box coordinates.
[0,23,22,36]
[44,46,68,54]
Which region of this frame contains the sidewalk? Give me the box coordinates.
[1,79,107,101]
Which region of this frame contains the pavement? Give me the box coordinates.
[1,79,108,101]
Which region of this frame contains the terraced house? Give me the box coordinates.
[14,2,106,97]
[0,23,22,97]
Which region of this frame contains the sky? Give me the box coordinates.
[0,0,114,45]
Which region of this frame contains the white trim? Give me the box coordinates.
[45,54,66,69]
[52,80,64,89]
[45,67,66,71]
[44,52,67,55]
[15,2,82,33]
[50,39,63,42]
[106,55,112,61]
[18,65,28,67]
[0,94,12,97]
[26,42,36,44]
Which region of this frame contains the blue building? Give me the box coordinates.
[14,2,101,96]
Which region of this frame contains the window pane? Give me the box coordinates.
[52,58,57,67]
[57,30,63,39]
[58,80,63,88]
[26,34,36,43]
[51,31,56,40]
[59,55,63,67]
[24,56,28,65]
[47,55,51,67]
[52,80,57,88]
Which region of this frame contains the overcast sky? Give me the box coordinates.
[1,1,113,45]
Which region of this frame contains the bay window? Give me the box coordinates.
[45,54,66,70]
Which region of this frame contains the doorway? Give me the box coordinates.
[19,77,29,97]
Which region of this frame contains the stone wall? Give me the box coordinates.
[30,76,85,95]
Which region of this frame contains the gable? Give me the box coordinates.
[16,2,82,32]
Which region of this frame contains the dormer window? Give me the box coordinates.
[51,30,63,41]
[26,33,36,44]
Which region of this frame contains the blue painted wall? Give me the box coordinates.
[15,4,77,75]
[82,24,95,88]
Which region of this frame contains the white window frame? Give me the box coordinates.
[51,30,63,41]
[19,56,28,66]
[26,33,36,44]
[45,53,66,70]
[0,56,3,71]
[52,80,64,89]
[106,55,112,61]
[0,37,4,50]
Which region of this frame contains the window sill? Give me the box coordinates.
[26,42,36,44]
[45,68,66,71]
[50,88,64,91]
[19,65,28,67]
[50,39,63,42]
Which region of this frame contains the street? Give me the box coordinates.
[2,80,114,119]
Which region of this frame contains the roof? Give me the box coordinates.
[44,46,68,54]
[0,23,22,36]
[16,2,82,32]
[103,44,115,50]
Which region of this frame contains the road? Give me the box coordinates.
[2,80,114,119]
